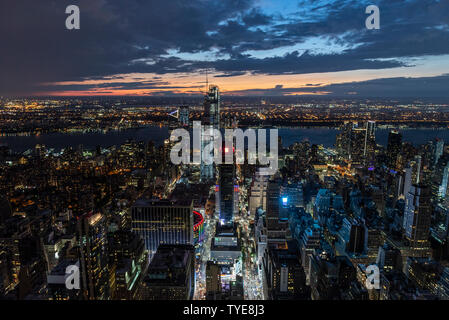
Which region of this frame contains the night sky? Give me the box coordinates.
[1,0,449,97]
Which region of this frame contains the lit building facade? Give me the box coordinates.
[403,185,432,250]
[131,199,194,261]
[77,212,109,300]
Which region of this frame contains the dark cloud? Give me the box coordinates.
[208,50,407,75]
[213,71,247,78]
[228,74,449,98]
[316,75,449,98]
[242,8,272,26]
[1,0,449,96]
[0,0,254,95]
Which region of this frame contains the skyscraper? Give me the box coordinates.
[434,138,444,166]
[437,163,449,199]
[266,241,309,300]
[218,144,236,226]
[364,121,376,165]
[206,261,222,300]
[77,212,109,300]
[338,217,366,255]
[350,124,367,165]
[265,177,288,244]
[336,121,375,166]
[411,155,422,184]
[249,174,268,217]
[387,130,402,170]
[402,165,413,198]
[204,85,220,128]
[335,121,352,158]
[178,106,190,127]
[201,85,220,181]
[376,243,401,272]
[431,153,449,200]
[107,230,147,300]
[403,185,432,250]
[131,199,194,260]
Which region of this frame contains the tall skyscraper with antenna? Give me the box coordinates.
[201,83,220,182]
[203,84,220,128]
[403,184,432,253]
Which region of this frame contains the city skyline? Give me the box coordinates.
[3,0,449,306]
[3,86,449,301]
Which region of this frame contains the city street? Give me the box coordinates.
[236,183,264,300]
[193,206,217,300]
